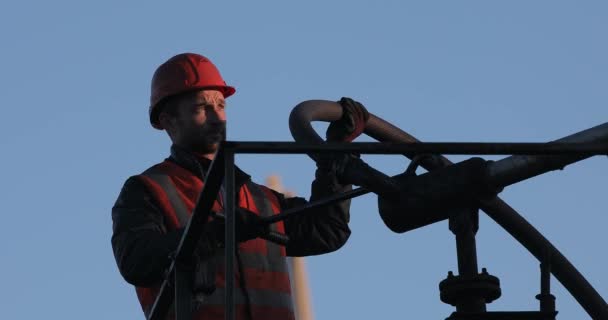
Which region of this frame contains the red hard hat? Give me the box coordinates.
[149,53,236,129]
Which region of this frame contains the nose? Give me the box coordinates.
[206,105,226,123]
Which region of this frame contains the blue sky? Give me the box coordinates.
[0,1,606,319]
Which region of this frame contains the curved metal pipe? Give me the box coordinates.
[487,122,608,188]
[289,100,607,319]
[289,100,401,196]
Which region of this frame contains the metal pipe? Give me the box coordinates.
[450,208,486,313]
[487,123,608,188]
[225,141,608,156]
[453,214,480,278]
[537,250,556,313]
[174,263,193,320]
[371,116,608,319]
[176,149,226,261]
[147,277,172,320]
[224,149,236,320]
[364,114,608,319]
[288,101,607,319]
[261,188,369,224]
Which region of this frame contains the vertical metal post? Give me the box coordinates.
[174,263,193,320]
[449,207,486,312]
[537,249,556,313]
[224,148,236,320]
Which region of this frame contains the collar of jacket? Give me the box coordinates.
[167,144,252,187]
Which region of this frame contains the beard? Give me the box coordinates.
[187,122,226,154]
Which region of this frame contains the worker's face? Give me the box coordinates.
[160,89,227,155]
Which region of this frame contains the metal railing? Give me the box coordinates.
[147,138,608,320]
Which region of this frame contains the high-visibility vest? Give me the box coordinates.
[135,160,295,320]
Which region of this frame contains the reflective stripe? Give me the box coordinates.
[238,251,287,273]
[142,168,220,309]
[142,169,191,226]
[246,182,283,258]
[194,287,294,311]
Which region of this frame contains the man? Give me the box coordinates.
[111,53,369,319]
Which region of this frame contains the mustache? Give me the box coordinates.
[203,122,226,135]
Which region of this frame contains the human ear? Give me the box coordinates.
[158,112,175,132]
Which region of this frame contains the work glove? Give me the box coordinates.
[192,208,268,296]
[315,152,360,186]
[326,97,370,142]
[316,97,370,186]
[211,208,269,243]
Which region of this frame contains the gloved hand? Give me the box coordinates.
[317,97,370,186]
[315,152,360,186]
[211,208,269,243]
[326,97,370,142]
[193,208,268,295]
[234,207,268,242]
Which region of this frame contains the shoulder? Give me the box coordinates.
[140,160,175,176]
[114,175,152,208]
[113,160,169,209]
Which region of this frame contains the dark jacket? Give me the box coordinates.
[111,145,352,287]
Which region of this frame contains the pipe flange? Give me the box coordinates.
[439,270,502,306]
